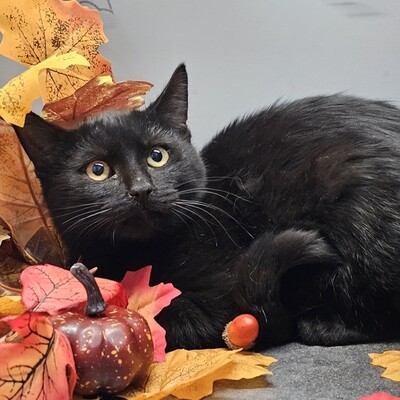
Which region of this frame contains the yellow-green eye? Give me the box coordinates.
[147,147,169,168]
[86,161,111,181]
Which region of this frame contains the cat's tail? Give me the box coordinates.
[232,229,340,347]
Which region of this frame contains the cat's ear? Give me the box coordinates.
[147,64,190,138]
[13,112,67,174]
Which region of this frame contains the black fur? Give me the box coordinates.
[14,65,400,350]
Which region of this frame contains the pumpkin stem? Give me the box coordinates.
[70,263,107,316]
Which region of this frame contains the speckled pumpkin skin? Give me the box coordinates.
[52,306,154,396]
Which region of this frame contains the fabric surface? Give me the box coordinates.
[209,342,400,399]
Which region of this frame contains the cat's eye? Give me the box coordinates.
[86,161,111,181]
[147,147,169,168]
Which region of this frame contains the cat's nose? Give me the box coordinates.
[127,187,153,204]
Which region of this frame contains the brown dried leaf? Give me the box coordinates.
[0,225,10,246]
[0,119,66,266]
[0,245,27,291]
[42,75,153,128]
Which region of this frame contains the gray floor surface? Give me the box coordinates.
[205,342,400,400]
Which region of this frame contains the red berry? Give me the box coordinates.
[223,314,259,349]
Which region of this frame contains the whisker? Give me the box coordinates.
[179,187,252,204]
[62,208,112,235]
[176,174,237,187]
[171,209,198,238]
[177,201,239,247]
[82,215,112,240]
[174,203,218,245]
[56,206,105,224]
[52,202,108,211]
[183,199,254,239]
[52,203,109,221]
[172,206,201,230]
[72,212,114,242]
[112,229,116,247]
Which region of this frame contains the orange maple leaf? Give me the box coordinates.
[42,75,153,128]
[0,0,112,103]
[0,312,77,400]
[121,266,182,363]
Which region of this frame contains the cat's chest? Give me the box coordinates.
[147,227,246,290]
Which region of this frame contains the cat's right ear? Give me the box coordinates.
[13,112,66,174]
[146,64,190,139]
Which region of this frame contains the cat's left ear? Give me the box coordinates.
[13,112,67,176]
[147,64,190,139]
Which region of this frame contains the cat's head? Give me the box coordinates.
[14,65,206,246]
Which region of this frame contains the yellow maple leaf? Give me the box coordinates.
[0,296,25,338]
[0,296,25,317]
[0,51,90,126]
[115,348,277,400]
[370,350,400,382]
[0,0,112,103]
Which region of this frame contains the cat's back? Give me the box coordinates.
[200,94,400,235]
[201,94,400,169]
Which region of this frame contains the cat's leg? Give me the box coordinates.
[295,307,375,345]
[232,229,341,347]
[156,283,237,350]
[295,286,400,345]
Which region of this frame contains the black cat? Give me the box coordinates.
[14,65,400,350]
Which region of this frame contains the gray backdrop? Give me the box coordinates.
[1,0,400,148]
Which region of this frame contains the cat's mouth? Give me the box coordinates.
[117,208,177,241]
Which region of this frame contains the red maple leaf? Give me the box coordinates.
[0,312,76,399]
[121,266,181,362]
[20,264,127,314]
[360,394,400,400]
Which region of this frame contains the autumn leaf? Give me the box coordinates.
[369,350,400,382]
[0,51,90,126]
[0,295,25,337]
[42,75,153,128]
[0,0,112,103]
[360,393,400,400]
[0,295,25,317]
[122,266,182,362]
[20,264,127,314]
[0,312,77,399]
[0,238,28,294]
[119,348,276,400]
[0,225,10,246]
[0,120,66,266]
